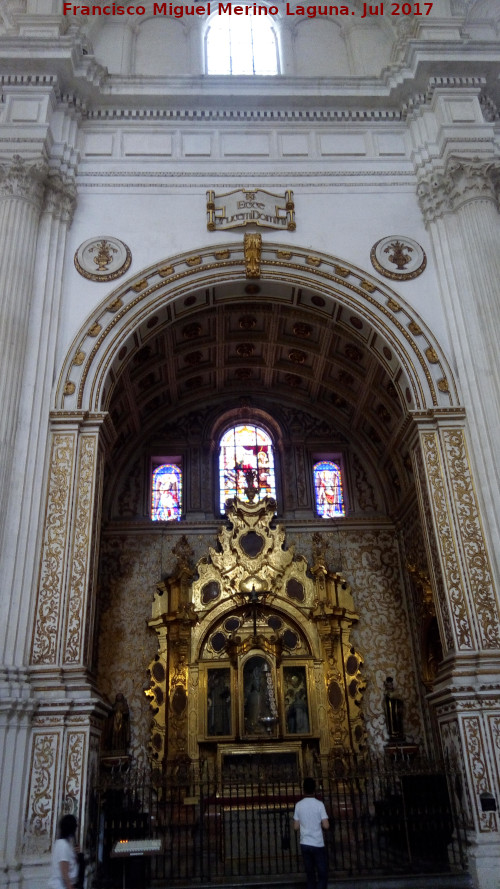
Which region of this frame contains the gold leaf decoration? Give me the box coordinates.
[408,321,422,335]
[333,265,350,278]
[361,280,376,293]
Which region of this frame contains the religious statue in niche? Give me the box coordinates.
[207,668,231,736]
[243,655,278,735]
[383,676,405,741]
[284,666,310,734]
[103,693,131,756]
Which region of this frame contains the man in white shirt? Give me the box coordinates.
[293,777,329,889]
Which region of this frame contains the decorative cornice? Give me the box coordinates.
[417,155,500,224]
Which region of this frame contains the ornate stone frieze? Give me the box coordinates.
[417,156,500,225]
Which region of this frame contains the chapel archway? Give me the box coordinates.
[29,240,500,876]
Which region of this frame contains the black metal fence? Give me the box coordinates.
[91,754,468,887]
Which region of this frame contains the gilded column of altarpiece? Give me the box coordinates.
[146,498,365,775]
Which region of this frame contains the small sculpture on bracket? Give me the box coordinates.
[102,692,131,760]
[383,676,405,742]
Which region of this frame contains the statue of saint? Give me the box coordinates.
[383,676,405,741]
[104,693,130,755]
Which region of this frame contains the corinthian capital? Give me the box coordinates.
[0,154,49,209]
[44,173,77,224]
[417,156,500,224]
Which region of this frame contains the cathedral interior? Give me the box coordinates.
[1,1,500,888]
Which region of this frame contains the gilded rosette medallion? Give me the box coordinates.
[370,235,426,281]
[75,236,132,282]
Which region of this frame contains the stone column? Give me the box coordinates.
[411,411,500,889]
[416,155,500,587]
[0,161,80,889]
[22,413,113,886]
[0,155,48,551]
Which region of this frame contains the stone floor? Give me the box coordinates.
[162,874,474,889]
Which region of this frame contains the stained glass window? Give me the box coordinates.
[151,463,182,522]
[205,11,279,75]
[313,460,345,518]
[219,424,276,512]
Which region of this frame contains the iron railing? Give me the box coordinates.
[91,754,468,887]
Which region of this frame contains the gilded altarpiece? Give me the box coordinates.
[146,499,366,774]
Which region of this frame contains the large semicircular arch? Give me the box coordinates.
[57,240,460,413]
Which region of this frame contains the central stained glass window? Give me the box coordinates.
[219,424,276,512]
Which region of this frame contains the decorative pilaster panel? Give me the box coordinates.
[63,434,100,665]
[31,432,77,665]
[438,702,500,836]
[23,712,105,858]
[462,714,498,833]
[442,429,500,649]
[187,664,199,763]
[417,428,474,651]
[32,415,109,668]
[61,729,86,819]
[439,717,473,826]
[488,715,500,792]
[23,727,60,854]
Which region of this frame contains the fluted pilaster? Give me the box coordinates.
[416,154,500,587]
[0,155,48,546]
